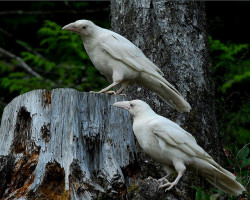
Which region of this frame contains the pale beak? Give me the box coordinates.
[62,23,81,33]
[113,101,130,110]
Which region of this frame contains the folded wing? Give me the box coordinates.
[100,33,181,95]
[150,117,236,180]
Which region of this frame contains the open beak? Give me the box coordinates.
[62,22,81,33]
[113,101,130,110]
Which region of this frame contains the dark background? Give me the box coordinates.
[207,1,250,43]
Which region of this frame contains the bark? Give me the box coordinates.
[111,0,225,199]
[0,89,137,200]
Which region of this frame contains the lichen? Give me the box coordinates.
[127,183,139,193]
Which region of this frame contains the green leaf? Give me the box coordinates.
[244,157,250,165]
[195,188,211,200]
[196,188,202,200]
[201,190,210,200]
[238,146,249,160]
[221,71,250,92]
[209,194,219,200]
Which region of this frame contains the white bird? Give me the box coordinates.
[113,100,246,196]
[62,20,191,112]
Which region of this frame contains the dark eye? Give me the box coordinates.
[82,25,87,29]
[130,103,134,107]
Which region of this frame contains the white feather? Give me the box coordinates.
[63,19,191,112]
[113,100,246,196]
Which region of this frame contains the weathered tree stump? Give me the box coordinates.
[0,89,137,200]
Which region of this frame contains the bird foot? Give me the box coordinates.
[174,186,181,194]
[89,90,126,95]
[158,181,177,192]
[157,174,171,184]
[146,176,154,180]
[117,93,126,96]
[105,91,116,94]
[89,90,116,95]
[158,177,170,184]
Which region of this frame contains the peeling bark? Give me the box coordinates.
[0,89,136,199]
[111,0,226,199]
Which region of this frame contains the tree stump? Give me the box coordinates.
[0,88,137,200]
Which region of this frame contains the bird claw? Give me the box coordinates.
[89,89,126,96]
[118,93,126,96]
[105,91,127,95]
[105,91,116,94]
[147,176,154,180]
[98,90,126,95]
[158,177,170,183]
[158,181,177,192]
[174,186,181,194]
[90,90,116,95]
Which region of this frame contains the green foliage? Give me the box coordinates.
[2,73,51,94]
[38,20,87,60]
[238,145,249,161]
[209,36,250,92]
[209,37,248,63]
[195,187,210,200]
[0,1,110,125]
[193,185,221,200]
[221,60,250,92]
[194,37,250,199]
[0,20,108,100]
[194,145,249,200]
[225,145,249,188]
[209,37,250,151]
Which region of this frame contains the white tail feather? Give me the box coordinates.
[138,72,191,112]
[203,163,246,196]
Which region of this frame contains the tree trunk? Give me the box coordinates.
[0,89,136,200]
[111,0,225,199]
